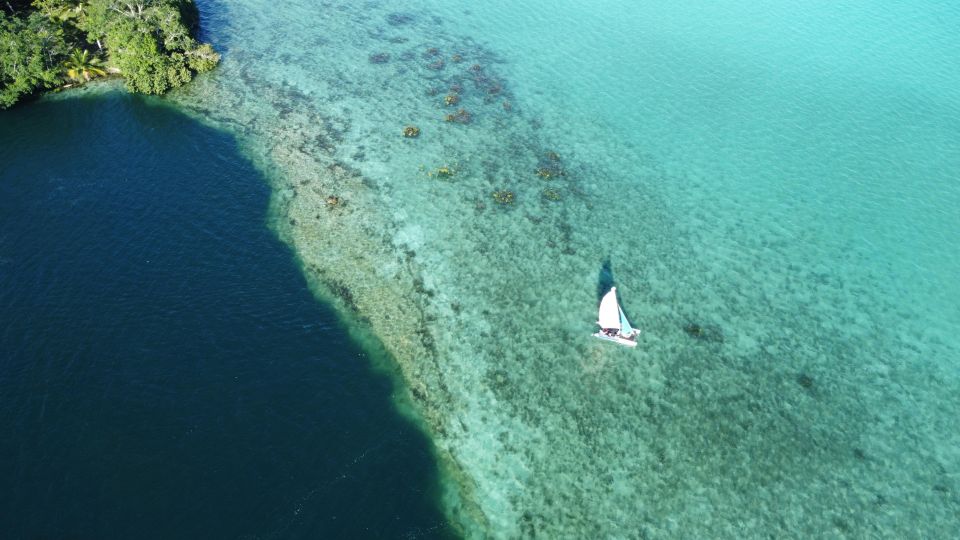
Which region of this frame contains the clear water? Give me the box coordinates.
[165,0,960,536]
[16,0,959,536]
[0,93,455,538]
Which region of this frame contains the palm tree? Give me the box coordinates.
[63,49,107,83]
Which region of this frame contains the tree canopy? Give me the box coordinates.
[0,12,68,107]
[0,0,219,108]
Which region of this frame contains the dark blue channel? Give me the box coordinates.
[0,92,454,539]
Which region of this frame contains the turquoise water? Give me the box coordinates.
[65,0,960,536]
[174,0,960,536]
[0,92,455,538]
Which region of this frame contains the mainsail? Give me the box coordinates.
[597,287,621,329]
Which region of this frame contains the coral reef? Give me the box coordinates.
[426,165,456,178]
[444,108,472,124]
[536,151,565,178]
[683,322,724,343]
[492,189,515,205]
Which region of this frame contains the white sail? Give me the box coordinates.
[597,287,621,329]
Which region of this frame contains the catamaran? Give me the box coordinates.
[592,286,640,347]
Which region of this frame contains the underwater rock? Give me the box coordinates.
[451,53,464,63]
[444,108,471,124]
[368,52,391,64]
[492,190,515,205]
[683,323,703,337]
[428,58,445,70]
[797,373,814,389]
[403,125,421,138]
[429,166,455,178]
[683,322,724,342]
[325,195,341,206]
[536,151,566,179]
[386,12,415,26]
[325,279,358,312]
[542,188,561,201]
[444,94,460,106]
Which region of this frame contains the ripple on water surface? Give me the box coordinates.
[0,92,455,539]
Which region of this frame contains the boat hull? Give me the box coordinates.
[591,332,638,347]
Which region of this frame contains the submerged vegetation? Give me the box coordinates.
[0,0,219,108]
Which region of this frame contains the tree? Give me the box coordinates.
[0,12,67,107]
[63,48,105,82]
[185,42,217,73]
[106,17,190,94]
[1,0,217,107]
[32,0,83,24]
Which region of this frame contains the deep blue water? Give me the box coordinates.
[0,92,453,539]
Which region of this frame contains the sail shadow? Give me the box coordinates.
[597,257,614,301]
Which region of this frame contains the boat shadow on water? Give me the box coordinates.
[596,257,615,302]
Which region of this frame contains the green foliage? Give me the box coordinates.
[32,0,83,24]
[84,0,219,95]
[1,0,218,107]
[63,48,106,82]
[105,17,188,94]
[186,42,218,73]
[0,12,68,108]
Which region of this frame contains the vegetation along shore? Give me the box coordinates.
[0,0,218,108]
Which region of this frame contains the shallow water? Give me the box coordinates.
[175,0,960,536]
[0,93,455,538]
